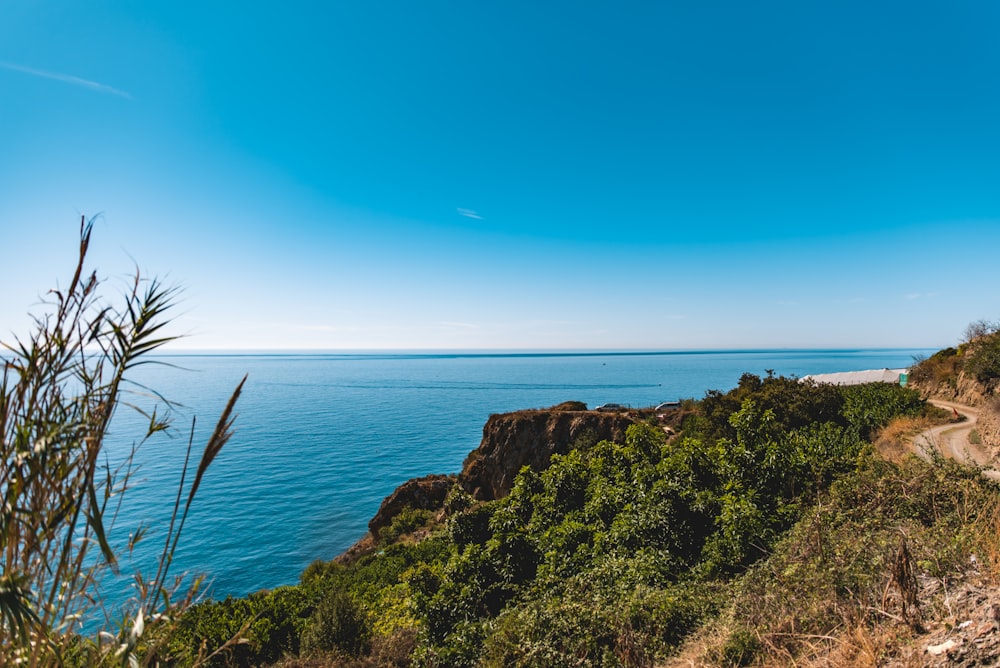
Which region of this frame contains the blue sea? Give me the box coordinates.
[99,349,929,615]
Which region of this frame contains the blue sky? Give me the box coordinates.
[2,1,998,350]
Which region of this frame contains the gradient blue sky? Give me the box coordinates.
[2,2,998,350]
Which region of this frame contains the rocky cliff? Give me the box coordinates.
[459,408,637,500]
[363,406,642,546]
[367,473,456,538]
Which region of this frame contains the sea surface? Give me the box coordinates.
[98,349,930,616]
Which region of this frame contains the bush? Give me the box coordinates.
[301,589,370,657]
[697,373,845,443]
[168,586,316,666]
[909,347,961,388]
[965,330,1000,386]
[480,578,720,667]
[549,401,588,411]
[840,382,924,440]
[378,507,435,544]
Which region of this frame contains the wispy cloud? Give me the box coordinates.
[457,208,483,220]
[0,61,132,99]
[905,291,941,301]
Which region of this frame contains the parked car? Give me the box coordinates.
[594,403,626,412]
[655,401,681,412]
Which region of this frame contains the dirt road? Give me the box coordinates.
[913,400,999,480]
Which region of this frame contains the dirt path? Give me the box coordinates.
[912,400,999,480]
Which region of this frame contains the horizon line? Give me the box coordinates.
[149,346,937,357]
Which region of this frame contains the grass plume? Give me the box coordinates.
[0,216,245,666]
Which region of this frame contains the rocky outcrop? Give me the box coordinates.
[367,474,456,538]
[979,399,1000,455]
[362,407,641,551]
[940,371,995,408]
[459,409,637,500]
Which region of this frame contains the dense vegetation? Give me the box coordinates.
[963,320,1000,386]
[163,374,944,667]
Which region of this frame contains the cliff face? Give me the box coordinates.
[459,409,637,500]
[367,474,455,538]
[979,399,1000,456]
[362,408,640,548]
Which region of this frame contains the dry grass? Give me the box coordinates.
[273,629,416,668]
[874,416,938,463]
[970,494,1000,586]
[662,456,1000,668]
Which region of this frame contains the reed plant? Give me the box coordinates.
[0,217,244,666]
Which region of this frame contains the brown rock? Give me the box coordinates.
[459,409,636,500]
[975,621,997,639]
[367,474,456,538]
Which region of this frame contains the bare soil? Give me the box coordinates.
[912,401,1000,481]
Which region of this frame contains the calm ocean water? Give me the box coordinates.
[98,349,929,613]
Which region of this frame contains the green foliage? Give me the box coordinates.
[840,382,924,439]
[167,586,316,666]
[155,367,933,666]
[912,319,1000,389]
[479,578,721,667]
[698,372,845,443]
[909,347,961,388]
[300,588,370,657]
[378,506,435,544]
[0,218,244,666]
[173,538,452,665]
[549,400,588,411]
[714,627,761,667]
[965,328,1000,385]
[448,502,495,548]
[443,484,475,515]
[407,377,927,664]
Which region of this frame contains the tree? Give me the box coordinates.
[964,319,1000,343]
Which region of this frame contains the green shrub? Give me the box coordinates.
[840,383,924,440]
[714,627,760,667]
[965,330,1000,385]
[379,507,435,544]
[549,400,588,411]
[168,586,315,666]
[698,373,845,443]
[909,347,961,388]
[448,502,495,547]
[480,578,720,667]
[300,588,370,657]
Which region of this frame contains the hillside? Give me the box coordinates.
[659,327,1000,667]
[909,322,1000,456]
[155,373,989,667]
[44,329,1000,667]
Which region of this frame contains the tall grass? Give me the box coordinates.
[0,217,244,666]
